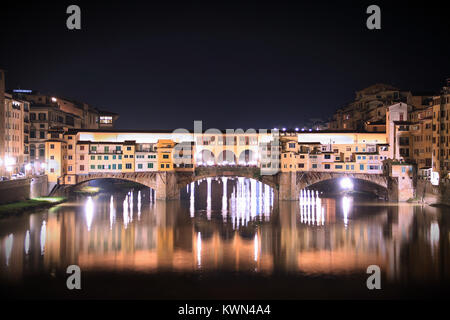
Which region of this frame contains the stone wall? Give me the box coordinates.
[416,179,450,206]
[0,175,48,204]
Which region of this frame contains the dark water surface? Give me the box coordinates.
[0,178,449,299]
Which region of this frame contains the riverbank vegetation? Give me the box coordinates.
[0,197,66,217]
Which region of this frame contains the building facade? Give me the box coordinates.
[0,70,119,177]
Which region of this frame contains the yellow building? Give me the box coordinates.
[45,129,67,184]
[157,139,175,171]
[280,131,388,174]
[122,141,136,172]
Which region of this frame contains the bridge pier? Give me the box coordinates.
[278,172,299,201]
[155,172,180,200]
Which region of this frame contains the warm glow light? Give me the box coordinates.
[340,177,353,190]
[5,156,15,166]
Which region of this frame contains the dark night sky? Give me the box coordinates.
[0,1,449,130]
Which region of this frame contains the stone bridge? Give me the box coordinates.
[57,168,393,200]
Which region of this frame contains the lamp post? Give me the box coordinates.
[5,156,16,178]
[25,163,32,177]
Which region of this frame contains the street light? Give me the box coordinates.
[5,156,15,167]
[340,177,353,190]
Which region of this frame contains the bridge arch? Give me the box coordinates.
[294,171,389,199]
[70,173,158,190]
[196,149,216,165]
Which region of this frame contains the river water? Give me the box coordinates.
[0,177,449,299]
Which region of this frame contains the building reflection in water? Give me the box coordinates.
[0,177,449,286]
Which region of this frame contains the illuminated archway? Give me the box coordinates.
[238,150,257,165]
[196,150,216,166]
[216,150,237,165]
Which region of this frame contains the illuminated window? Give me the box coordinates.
[99,116,113,124]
